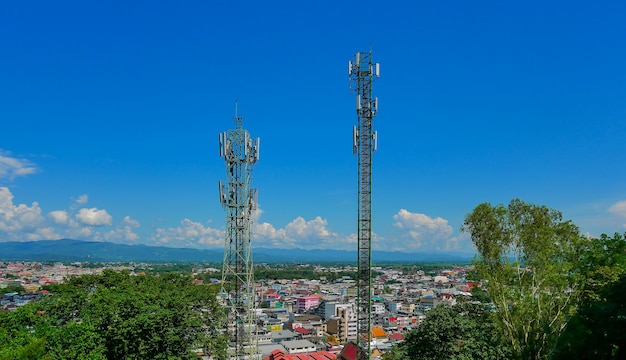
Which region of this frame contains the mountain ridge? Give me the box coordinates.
[0,239,473,263]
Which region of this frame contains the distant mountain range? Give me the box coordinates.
[0,239,473,263]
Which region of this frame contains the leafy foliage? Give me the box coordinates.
[552,232,626,359]
[0,270,226,359]
[462,199,586,360]
[574,232,626,305]
[0,285,23,295]
[470,286,491,303]
[383,303,511,360]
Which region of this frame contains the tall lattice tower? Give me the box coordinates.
[349,51,379,360]
[218,105,260,359]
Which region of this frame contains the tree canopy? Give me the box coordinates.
[383,303,511,360]
[462,199,586,360]
[0,285,23,295]
[552,232,626,359]
[0,270,226,360]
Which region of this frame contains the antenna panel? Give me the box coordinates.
[219,133,224,157]
[356,52,360,66]
[356,95,361,110]
[256,138,260,161]
[250,188,258,210]
[373,131,378,152]
[348,61,352,75]
[218,180,225,204]
[244,132,249,157]
[375,63,380,77]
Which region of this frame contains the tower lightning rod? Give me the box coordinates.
[349,50,379,360]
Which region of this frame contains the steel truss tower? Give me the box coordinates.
[350,51,379,360]
[219,106,260,359]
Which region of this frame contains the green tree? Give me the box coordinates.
[470,286,491,303]
[383,303,511,360]
[0,285,23,295]
[574,232,626,305]
[0,270,226,359]
[0,302,53,360]
[552,232,626,359]
[462,199,585,360]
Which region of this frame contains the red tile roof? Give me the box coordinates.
[264,349,336,360]
[338,342,358,360]
[294,327,312,334]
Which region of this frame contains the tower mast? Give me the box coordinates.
[219,104,260,359]
[349,50,379,360]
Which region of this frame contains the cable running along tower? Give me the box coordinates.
[219,105,260,359]
[349,51,379,360]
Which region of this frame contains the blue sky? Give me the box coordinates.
[1,1,625,254]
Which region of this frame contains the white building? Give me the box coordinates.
[280,339,317,354]
[371,303,386,315]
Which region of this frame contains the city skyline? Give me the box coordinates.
[1,1,625,254]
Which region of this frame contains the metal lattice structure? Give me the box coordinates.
[219,105,260,359]
[349,51,379,360]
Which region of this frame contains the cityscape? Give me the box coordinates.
[1,259,477,359]
[2,1,625,359]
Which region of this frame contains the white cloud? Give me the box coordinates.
[0,150,38,181]
[49,210,69,225]
[103,216,141,242]
[393,209,450,232]
[32,227,61,240]
[69,225,94,238]
[0,186,47,240]
[76,208,112,226]
[0,185,475,253]
[122,215,140,228]
[391,209,467,252]
[253,221,288,246]
[152,219,223,247]
[252,212,353,250]
[0,189,144,244]
[609,200,626,229]
[609,201,626,218]
[285,217,331,238]
[76,194,89,205]
[151,206,354,250]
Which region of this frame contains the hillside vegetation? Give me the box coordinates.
[0,270,226,359]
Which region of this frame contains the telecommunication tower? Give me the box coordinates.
[349,51,379,360]
[219,104,260,359]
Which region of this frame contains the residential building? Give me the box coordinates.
[280,339,317,354]
[371,303,386,315]
[326,306,357,343]
[295,296,320,313]
[272,330,299,344]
